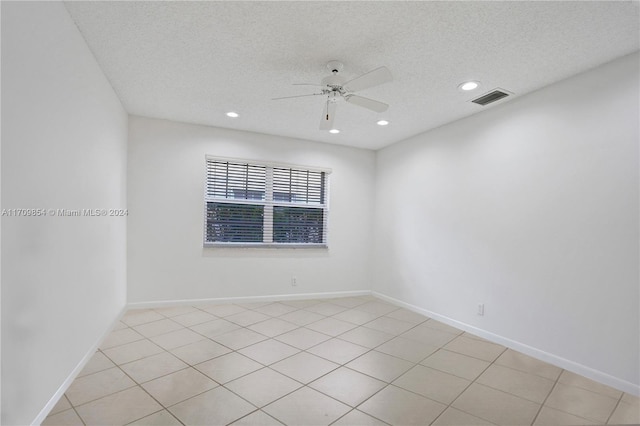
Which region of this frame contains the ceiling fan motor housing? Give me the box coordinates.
[322,74,346,88]
[326,60,344,74]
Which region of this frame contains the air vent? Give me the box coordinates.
[472,89,510,106]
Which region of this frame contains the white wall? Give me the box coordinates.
[373,52,639,392]
[128,117,375,304]
[1,2,128,424]
[0,3,3,419]
[0,3,4,421]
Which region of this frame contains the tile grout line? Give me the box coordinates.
[604,389,625,425]
[226,300,490,425]
[116,331,276,426]
[328,383,394,426]
[469,361,558,405]
[53,299,400,425]
[111,353,187,425]
[429,346,508,425]
[64,370,140,410]
[542,372,626,424]
[67,356,181,425]
[179,312,346,425]
[301,309,484,425]
[227,408,284,426]
[523,361,562,425]
[65,393,88,426]
[64,297,633,426]
[98,317,204,425]
[119,317,272,425]
[216,332,343,424]
[221,301,410,425]
[123,408,182,426]
[528,368,619,426]
[98,302,459,417]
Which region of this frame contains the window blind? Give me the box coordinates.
[206,161,266,200]
[272,168,325,204]
[204,158,329,247]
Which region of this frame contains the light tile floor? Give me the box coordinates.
[44,296,640,426]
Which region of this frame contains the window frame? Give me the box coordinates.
[203,155,331,248]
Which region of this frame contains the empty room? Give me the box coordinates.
[1,1,639,425]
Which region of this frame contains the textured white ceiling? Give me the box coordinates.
[64,1,639,150]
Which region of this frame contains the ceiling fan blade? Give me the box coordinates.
[343,66,392,92]
[272,93,324,101]
[319,101,337,130]
[345,95,389,113]
[293,83,325,87]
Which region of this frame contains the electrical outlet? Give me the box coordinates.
[291,277,297,287]
[477,303,485,316]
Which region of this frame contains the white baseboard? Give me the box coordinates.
[31,307,128,426]
[127,289,372,310]
[373,291,640,397]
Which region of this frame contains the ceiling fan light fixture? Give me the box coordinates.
[329,129,340,134]
[458,81,480,91]
[226,111,239,118]
[377,120,390,126]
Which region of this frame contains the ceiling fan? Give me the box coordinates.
[273,61,392,130]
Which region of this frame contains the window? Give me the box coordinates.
[204,157,330,247]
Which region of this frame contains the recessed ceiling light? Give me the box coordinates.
[458,81,480,91]
[377,120,390,126]
[329,129,340,134]
[226,111,239,118]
